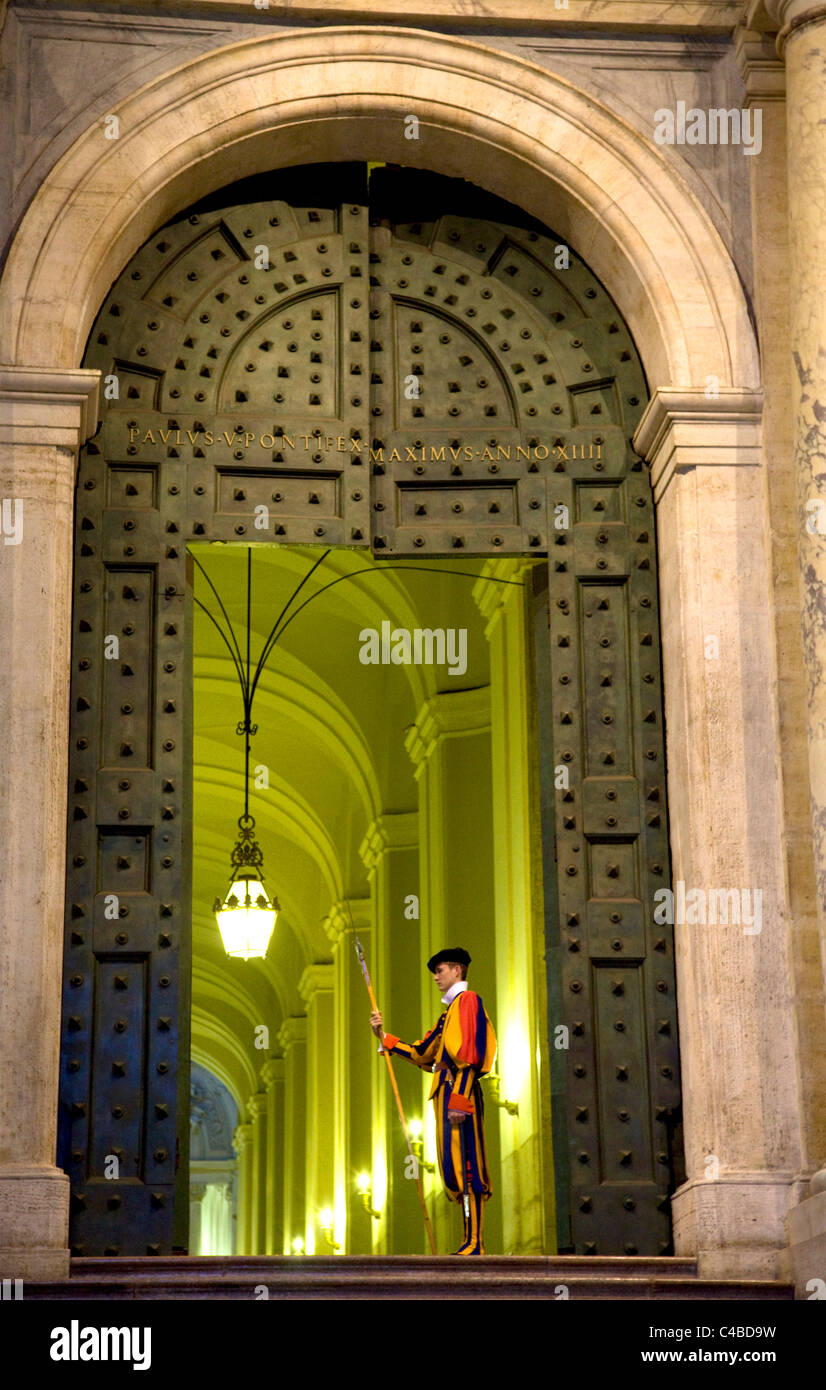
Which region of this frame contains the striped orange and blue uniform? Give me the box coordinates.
[383,990,496,1220]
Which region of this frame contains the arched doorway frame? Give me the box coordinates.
[1,27,756,385]
[2,28,800,1282]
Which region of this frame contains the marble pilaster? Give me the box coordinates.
[261,1058,284,1256]
[247,1092,268,1255]
[190,1159,237,1256]
[298,965,336,1253]
[473,560,546,1255]
[188,1184,206,1257]
[232,1122,253,1256]
[359,821,425,1253]
[0,367,99,1280]
[762,0,826,1290]
[324,900,373,1254]
[277,1017,307,1253]
[405,688,501,1254]
[634,388,807,1277]
[734,27,825,1202]
[768,0,826,1172]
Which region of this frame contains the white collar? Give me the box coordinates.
[441,980,468,1007]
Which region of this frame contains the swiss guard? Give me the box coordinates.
[370,948,497,1255]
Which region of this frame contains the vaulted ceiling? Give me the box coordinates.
[190,543,492,1109]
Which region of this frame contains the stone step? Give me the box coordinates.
[20,1255,795,1300]
[71,1253,701,1279]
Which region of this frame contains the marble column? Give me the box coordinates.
[190,1159,236,1255]
[188,1184,206,1257]
[762,0,826,1291]
[634,389,807,1277]
[324,900,373,1255]
[222,1180,236,1256]
[247,1092,268,1255]
[299,965,336,1254]
[359,817,421,1253]
[232,1122,253,1256]
[278,1017,307,1253]
[735,21,825,1199]
[473,559,546,1255]
[405,688,501,1254]
[0,367,99,1280]
[261,1058,284,1256]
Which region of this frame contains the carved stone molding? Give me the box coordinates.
[633,388,764,501]
[0,367,100,448]
[735,24,786,97]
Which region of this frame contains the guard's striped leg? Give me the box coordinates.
[455,1191,485,1254]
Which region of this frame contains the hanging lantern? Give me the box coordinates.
[198,546,334,963]
[214,813,279,960]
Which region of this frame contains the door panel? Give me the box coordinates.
[367,169,647,558]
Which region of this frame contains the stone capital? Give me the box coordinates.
[232,1122,253,1155]
[471,557,534,631]
[762,0,826,51]
[405,687,491,771]
[359,814,419,872]
[735,24,786,98]
[276,1016,307,1053]
[260,1057,284,1090]
[298,962,334,1004]
[247,1092,268,1121]
[765,0,822,23]
[322,896,371,945]
[0,367,100,448]
[191,1158,237,1187]
[633,388,763,502]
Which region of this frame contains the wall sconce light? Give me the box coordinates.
[487,1072,519,1116]
[318,1207,341,1251]
[291,1236,305,1255]
[408,1119,436,1173]
[356,1172,381,1219]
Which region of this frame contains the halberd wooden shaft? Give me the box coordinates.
[354,935,438,1256]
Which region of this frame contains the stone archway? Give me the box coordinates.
[2,27,800,1283]
[59,161,677,1257]
[0,26,757,391]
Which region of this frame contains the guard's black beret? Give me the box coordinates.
[427,947,471,973]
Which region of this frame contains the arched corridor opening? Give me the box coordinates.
[189,543,549,1255]
[191,536,550,1256]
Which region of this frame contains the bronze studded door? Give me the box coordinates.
[366,169,682,1254]
[61,167,373,1255]
[61,164,681,1256]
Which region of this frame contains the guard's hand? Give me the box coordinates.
[448,1111,466,1125]
[370,1009,383,1038]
